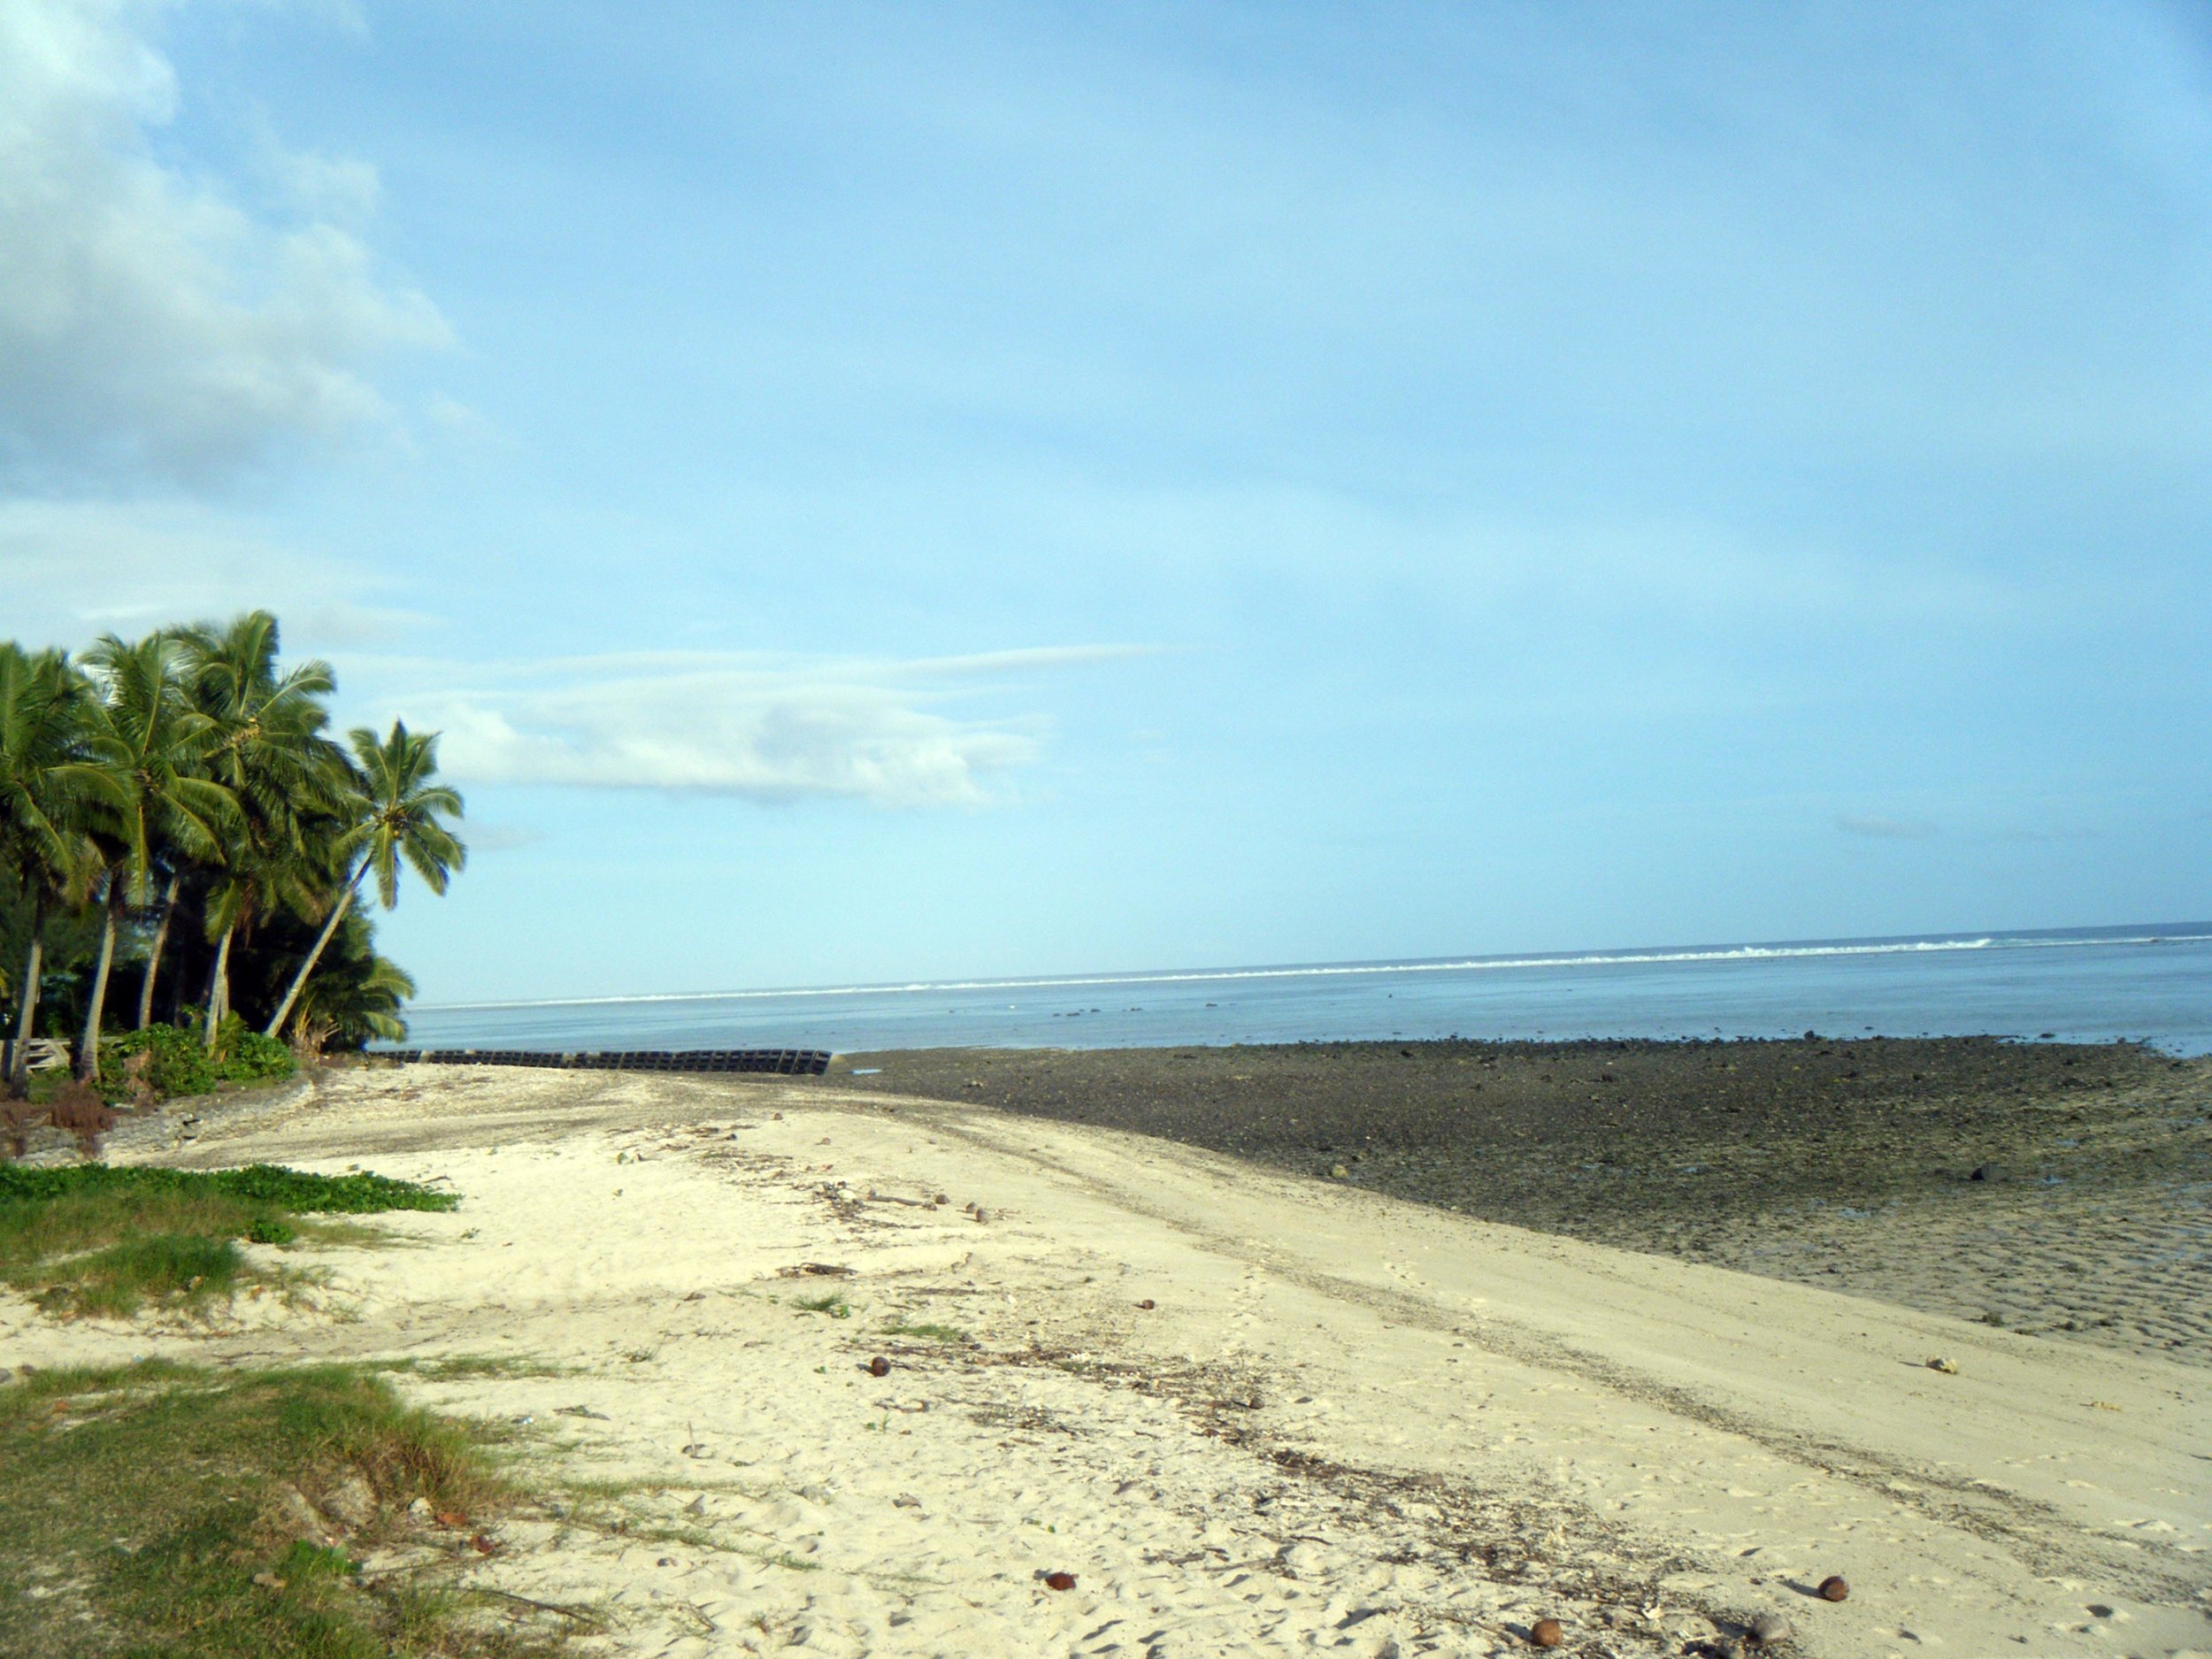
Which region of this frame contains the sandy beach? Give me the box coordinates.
[4,1062,2207,1657]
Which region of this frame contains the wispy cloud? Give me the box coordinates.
[1837,813,1939,841]
[0,497,426,650]
[367,650,1134,807]
[0,0,450,489]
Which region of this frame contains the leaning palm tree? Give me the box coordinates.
[265,721,465,1041]
[0,646,98,1088]
[73,634,237,1079]
[179,612,346,1042]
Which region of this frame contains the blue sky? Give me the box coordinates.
[4,1,2208,1002]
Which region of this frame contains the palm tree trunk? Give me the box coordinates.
[264,861,366,1040]
[77,887,120,1081]
[7,909,41,1091]
[204,925,234,1050]
[136,870,181,1028]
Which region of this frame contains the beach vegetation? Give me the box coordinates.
[0,611,465,1106]
[0,1357,573,1657]
[791,1291,851,1318]
[0,1162,454,1317]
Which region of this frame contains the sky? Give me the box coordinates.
[3,1,2208,1003]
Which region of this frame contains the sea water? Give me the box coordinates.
[395,922,2212,1056]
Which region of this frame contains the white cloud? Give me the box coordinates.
[0,495,416,649]
[0,0,450,488]
[367,652,1078,808]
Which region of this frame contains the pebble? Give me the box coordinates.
[1817,1575,1848,1601]
[1926,1356,1958,1374]
[1749,1610,1792,1646]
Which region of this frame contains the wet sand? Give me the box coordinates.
[832,1039,2212,1365]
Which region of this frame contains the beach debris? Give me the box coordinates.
[780,1263,854,1278]
[406,1496,434,1522]
[657,1555,676,1567]
[972,1206,990,1223]
[252,1571,287,1589]
[933,1193,949,1205]
[555,1404,611,1419]
[1136,1299,1156,1310]
[1041,1571,1077,1591]
[1817,1575,1849,1602]
[471,1532,498,1555]
[1926,1356,1958,1374]
[1329,1164,1349,1179]
[684,1494,707,1516]
[869,1356,892,1378]
[1528,1616,1564,1647]
[894,1494,921,1508]
[682,1420,712,1457]
[435,1509,468,1528]
[1748,1610,1793,1646]
[1969,1163,2007,1183]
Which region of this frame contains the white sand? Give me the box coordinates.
[6,1064,2207,1658]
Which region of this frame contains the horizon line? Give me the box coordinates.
[410,919,2212,1014]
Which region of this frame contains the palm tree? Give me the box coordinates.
[0,646,97,1089]
[284,912,418,1056]
[73,634,237,1079]
[179,612,345,1043]
[265,721,465,1041]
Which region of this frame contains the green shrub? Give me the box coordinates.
[246,1216,296,1245]
[88,1022,295,1104]
[218,1027,295,1082]
[94,1025,215,1102]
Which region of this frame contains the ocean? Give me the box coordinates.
[394,921,2212,1057]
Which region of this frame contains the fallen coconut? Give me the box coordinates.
[1529,1617,1563,1647]
[1043,1571,1076,1591]
[1817,1575,1848,1602]
[869,1356,891,1378]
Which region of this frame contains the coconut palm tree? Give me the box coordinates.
[284,912,418,1056]
[265,721,465,1041]
[0,646,97,1089]
[73,634,237,1079]
[179,612,345,1042]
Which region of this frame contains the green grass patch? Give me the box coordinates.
[0,1164,455,1318]
[0,1164,455,1215]
[389,1356,572,1383]
[879,1319,968,1343]
[790,1293,850,1318]
[0,1360,567,1658]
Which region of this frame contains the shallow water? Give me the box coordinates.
[396,921,2212,1056]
